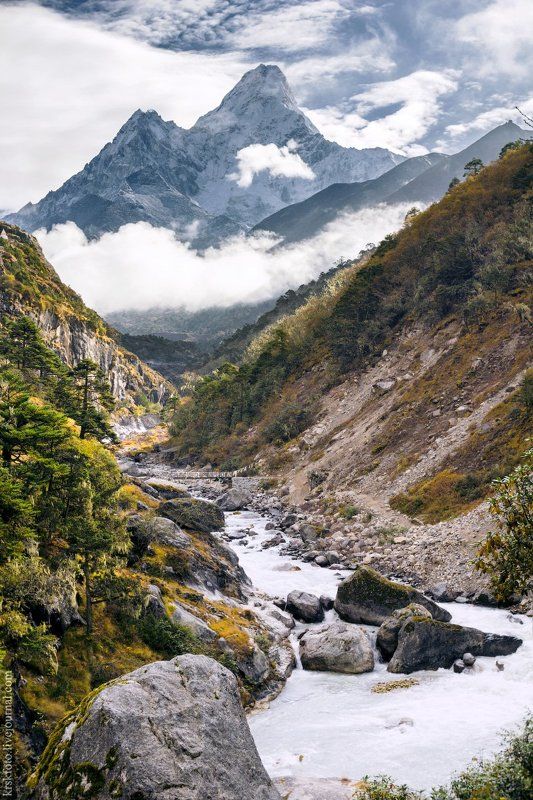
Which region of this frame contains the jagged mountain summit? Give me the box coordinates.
[6,64,403,246]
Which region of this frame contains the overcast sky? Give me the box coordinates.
[1,0,532,211]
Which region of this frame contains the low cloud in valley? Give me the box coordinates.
[36,204,416,315]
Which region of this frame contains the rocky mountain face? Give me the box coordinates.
[6,65,402,246]
[0,223,169,408]
[255,122,531,244]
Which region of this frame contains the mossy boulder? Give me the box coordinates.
[388,617,522,674]
[376,603,432,661]
[28,654,280,800]
[334,566,451,626]
[160,498,225,533]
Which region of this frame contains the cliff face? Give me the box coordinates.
[0,223,170,408]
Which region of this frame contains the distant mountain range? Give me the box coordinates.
[5,64,402,246]
[255,121,531,244]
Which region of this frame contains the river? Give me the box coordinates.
[221,507,533,793]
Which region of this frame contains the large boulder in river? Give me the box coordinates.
[28,654,281,800]
[300,622,374,674]
[217,488,252,511]
[377,603,432,661]
[388,617,522,674]
[334,566,451,626]
[160,497,225,533]
[286,590,324,623]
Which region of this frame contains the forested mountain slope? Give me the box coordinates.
[171,144,532,530]
[0,223,169,409]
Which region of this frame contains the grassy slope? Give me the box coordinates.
[170,145,532,519]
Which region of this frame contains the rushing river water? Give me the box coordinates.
[221,508,533,792]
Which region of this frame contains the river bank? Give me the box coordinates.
[128,458,532,798]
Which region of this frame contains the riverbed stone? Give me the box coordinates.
[286,590,324,623]
[388,617,522,674]
[217,488,253,511]
[377,603,432,661]
[300,622,374,674]
[320,595,334,611]
[334,566,451,626]
[28,654,281,800]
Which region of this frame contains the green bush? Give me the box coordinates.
[353,719,532,800]
[137,615,199,658]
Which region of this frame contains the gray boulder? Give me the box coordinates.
[171,604,218,643]
[388,618,522,674]
[334,566,451,626]
[299,523,318,545]
[217,488,253,511]
[28,654,280,800]
[237,643,270,684]
[286,590,324,623]
[148,516,192,548]
[160,498,225,533]
[428,582,459,602]
[300,622,374,674]
[377,603,432,661]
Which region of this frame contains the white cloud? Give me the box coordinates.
[456,0,533,80]
[35,203,416,315]
[284,43,395,91]
[305,70,458,154]
[443,97,533,140]
[229,0,350,53]
[229,142,315,188]
[0,3,249,210]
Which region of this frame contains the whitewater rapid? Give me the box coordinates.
[223,509,533,792]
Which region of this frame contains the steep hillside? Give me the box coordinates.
[6,65,402,247]
[170,144,532,588]
[0,223,169,409]
[254,122,530,245]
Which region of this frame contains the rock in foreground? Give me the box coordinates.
[28,654,280,800]
[334,566,451,626]
[300,622,374,674]
[388,618,522,673]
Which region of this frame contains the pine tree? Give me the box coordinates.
[463,157,484,177]
[69,359,116,441]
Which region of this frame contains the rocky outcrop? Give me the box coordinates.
[300,622,374,674]
[376,603,432,661]
[286,590,324,623]
[0,223,169,409]
[334,566,451,626]
[171,604,218,643]
[217,487,253,511]
[28,654,281,800]
[127,514,192,551]
[388,617,522,673]
[160,497,225,533]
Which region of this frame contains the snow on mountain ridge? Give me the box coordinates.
[6,63,403,242]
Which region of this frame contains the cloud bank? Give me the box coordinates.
[35,203,416,315]
[230,142,315,187]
